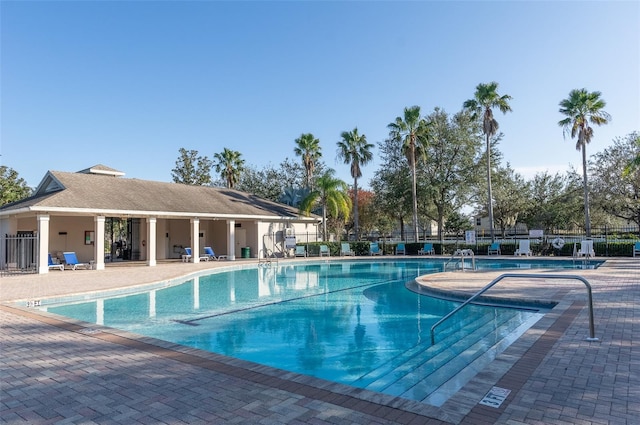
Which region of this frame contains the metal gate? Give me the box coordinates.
[1,232,38,276]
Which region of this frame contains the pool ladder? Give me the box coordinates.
[429,273,598,345]
[443,249,476,272]
[258,249,278,267]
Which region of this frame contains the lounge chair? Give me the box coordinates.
[319,244,330,257]
[341,242,355,256]
[204,246,227,261]
[62,252,91,270]
[295,245,306,257]
[48,253,64,271]
[577,240,595,258]
[634,242,640,257]
[418,243,434,255]
[514,240,532,256]
[487,243,501,255]
[369,242,382,256]
[395,243,406,255]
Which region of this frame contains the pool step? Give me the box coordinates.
[354,307,499,389]
[394,313,530,401]
[362,309,528,399]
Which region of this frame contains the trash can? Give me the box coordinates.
[241,247,251,258]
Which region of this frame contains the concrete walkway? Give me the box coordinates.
[1,257,638,424]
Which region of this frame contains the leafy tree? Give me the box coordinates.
[214,148,245,189]
[491,164,530,237]
[372,136,412,240]
[444,211,472,243]
[300,169,351,241]
[294,133,322,189]
[0,166,32,206]
[417,108,482,240]
[463,81,512,242]
[235,163,284,202]
[387,105,429,242]
[558,88,610,237]
[520,171,582,233]
[171,148,213,185]
[351,189,376,238]
[623,132,640,176]
[278,157,311,190]
[336,127,374,239]
[590,132,640,227]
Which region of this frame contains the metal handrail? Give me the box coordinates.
[258,249,278,266]
[429,273,597,345]
[443,249,475,272]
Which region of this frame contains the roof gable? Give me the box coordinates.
[33,172,65,196]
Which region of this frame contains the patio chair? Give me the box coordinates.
[487,243,501,255]
[369,242,382,256]
[48,253,64,271]
[395,243,406,255]
[62,252,91,270]
[340,242,355,256]
[418,243,434,255]
[514,240,532,256]
[295,245,307,257]
[634,242,640,257]
[319,244,330,257]
[577,240,595,258]
[204,246,227,261]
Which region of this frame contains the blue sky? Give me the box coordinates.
[2,1,639,191]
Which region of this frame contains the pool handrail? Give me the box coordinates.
[429,273,597,345]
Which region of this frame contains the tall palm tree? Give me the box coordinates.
[336,127,374,240]
[558,88,610,237]
[213,148,245,189]
[387,106,429,242]
[300,169,351,241]
[294,133,322,189]
[463,81,512,243]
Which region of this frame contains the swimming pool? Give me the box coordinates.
[42,259,596,405]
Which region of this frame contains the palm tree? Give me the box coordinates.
[213,148,245,189]
[336,127,374,240]
[558,88,610,237]
[387,106,429,242]
[294,133,322,189]
[300,169,351,241]
[463,81,512,243]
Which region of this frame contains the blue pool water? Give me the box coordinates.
[43,259,596,404]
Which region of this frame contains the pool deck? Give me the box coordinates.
[1,257,638,424]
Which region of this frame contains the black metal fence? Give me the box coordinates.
[1,233,38,276]
[280,225,639,257]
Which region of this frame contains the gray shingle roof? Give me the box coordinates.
[1,170,316,221]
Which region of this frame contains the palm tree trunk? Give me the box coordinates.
[486,134,495,243]
[322,203,328,242]
[582,144,591,237]
[411,148,419,243]
[353,177,359,240]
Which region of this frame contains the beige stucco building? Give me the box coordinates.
[0,165,320,273]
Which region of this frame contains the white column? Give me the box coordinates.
[191,218,200,263]
[94,216,105,270]
[147,217,157,267]
[227,219,236,261]
[37,214,50,274]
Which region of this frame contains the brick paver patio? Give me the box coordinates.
[1,257,638,424]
